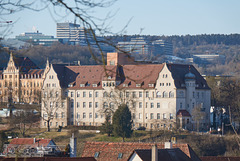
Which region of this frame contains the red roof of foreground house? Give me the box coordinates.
[81,142,201,161]
[0,157,96,161]
[177,110,191,117]
[9,138,53,147]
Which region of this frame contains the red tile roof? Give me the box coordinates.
[81,142,201,161]
[9,138,53,147]
[0,157,96,161]
[51,63,209,90]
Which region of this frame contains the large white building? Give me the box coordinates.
[41,52,211,131]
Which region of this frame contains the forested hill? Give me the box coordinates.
[107,34,240,46]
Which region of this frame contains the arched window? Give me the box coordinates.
[103,92,107,97]
[163,91,168,98]
[110,102,114,109]
[169,91,174,98]
[110,92,114,98]
[103,102,108,108]
[156,91,161,98]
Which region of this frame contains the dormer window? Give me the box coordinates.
[94,152,100,158]
[117,153,123,159]
[93,84,97,87]
[148,84,154,87]
[123,84,128,87]
[80,84,85,87]
[136,84,141,87]
[108,76,112,79]
[68,84,73,87]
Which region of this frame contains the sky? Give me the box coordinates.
[2,0,240,38]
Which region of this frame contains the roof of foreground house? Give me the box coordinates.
[9,138,54,147]
[0,157,96,161]
[128,148,193,161]
[81,142,201,161]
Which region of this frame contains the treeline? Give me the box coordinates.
[15,43,102,68]
[107,33,240,47]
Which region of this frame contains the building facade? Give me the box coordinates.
[0,53,46,104]
[40,52,211,131]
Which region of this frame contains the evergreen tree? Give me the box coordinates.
[101,113,113,137]
[112,104,133,142]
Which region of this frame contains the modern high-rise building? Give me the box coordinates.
[151,39,173,56]
[56,22,95,45]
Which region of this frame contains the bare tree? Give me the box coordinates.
[41,88,66,132]
[11,109,39,137]
[192,104,206,132]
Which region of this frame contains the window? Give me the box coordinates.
[71,101,74,108]
[139,92,142,98]
[132,92,136,98]
[156,91,161,98]
[56,92,59,97]
[103,102,108,108]
[95,113,98,118]
[146,91,149,97]
[170,113,173,119]
[77,102,80,108]
[139,113,142,119]
[163,91,168,98]
[83,91,86,97]
[71,92,74,97]
[83,102,86,108]
[126,92,129,98]
[89,113,92,118]
[157,103,160,108]
[132,113,135,119]
[150,113,154,119]
[157,113,160,119]
[139,102,142,108]
[44,92,47,98]
[169,91,174,98]
[110,102,114,109]
[151,103,154,108]
[118,153,123,159]
[83,112,86,118]
[146,102,148,108]
[77,92,80,97]
[62,102,65,108]
[56,102,58,108]
[77,113,80,119]
[50,102,53,108]
[163,113,167,119]
[89,102,92,108]
[110,92,114,98]
[94,152,100,158]
[180,103,183,109]
[193,91,195,98]
[103,92,107,97]
[89,91,92,97]
[95,91,99,97]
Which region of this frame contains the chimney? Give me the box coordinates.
[152,144,158,161]
[70,133,77,157]
[78,61,81,66]
[33,138,36,144]
[164,141,172,149]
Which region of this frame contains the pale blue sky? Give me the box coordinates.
[3,0,240,38]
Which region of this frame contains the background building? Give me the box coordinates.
[41,52,211,131]
[15,31,59,46]
[0,53,46,104]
